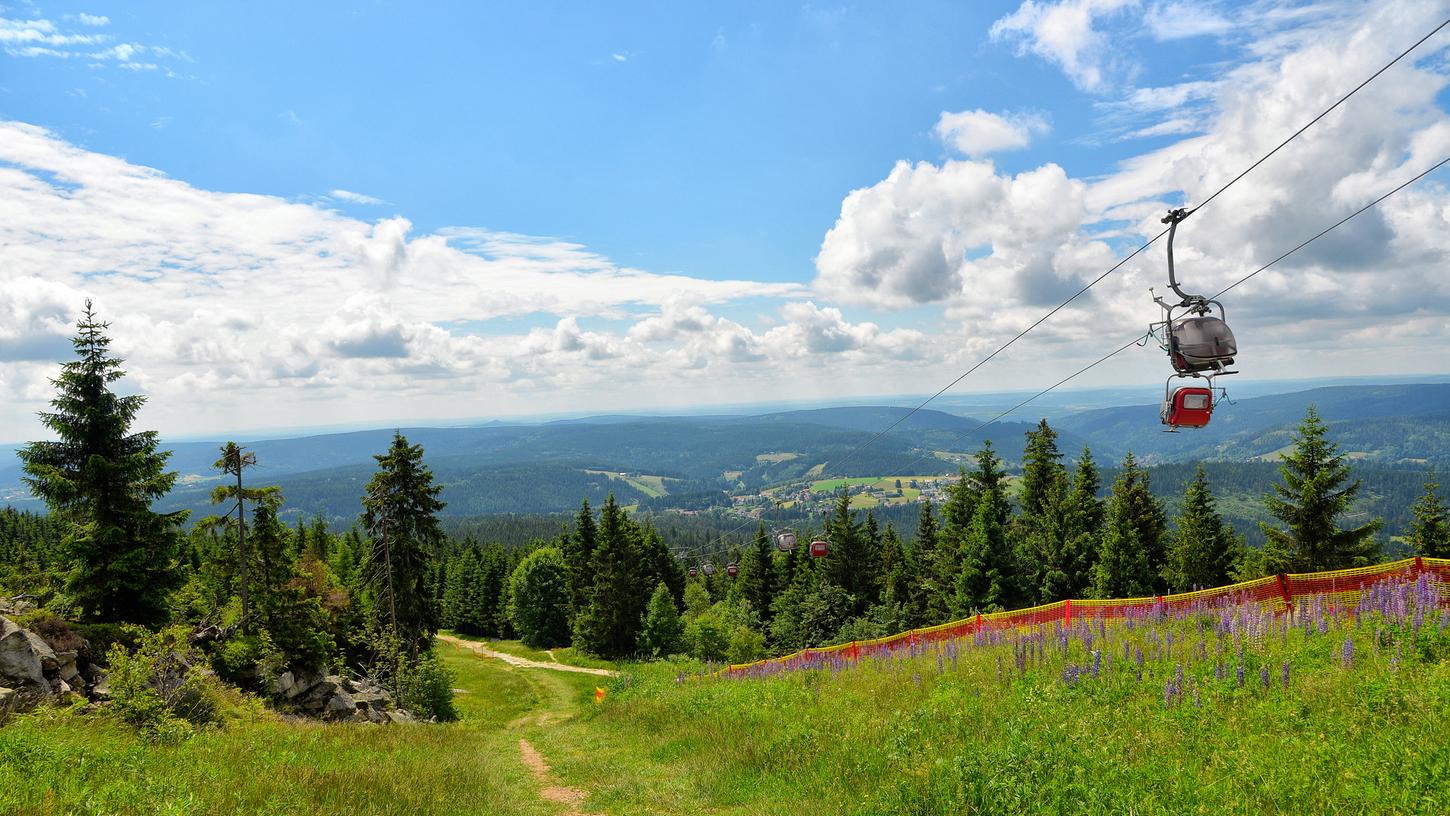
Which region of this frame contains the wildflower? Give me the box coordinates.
[1341,637,1354,669]
[1091,650,1102,680]
[1236,660,1245,688]
[1281,660,1290,689]
[1260,665,1269,690]
[1164,679,1174,709]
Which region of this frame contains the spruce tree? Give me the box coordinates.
[737,524,775,625]
[931,470,975,620]
[878,523,913,610]
[1163,466,1241,592]
[1090,481,1153,599]
[572,494,647,657]
[19,301,184,623]
[1063,448,1104,597]
[1018,419,1064,518]
[1114,452,1168,592]
[361,431,446,652]
[1261,407,1381,571]
[564,499,597,619]
[1408,468,1450,558]
[910,498,939,624]
[955,479,1012,613]
[823,493,867,612]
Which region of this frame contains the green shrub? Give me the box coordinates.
[398,652,457,722]
[105,625,222,740]
[725,626,765,664]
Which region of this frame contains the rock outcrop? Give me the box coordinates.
[0,615,99,710]
[272,669,415,724]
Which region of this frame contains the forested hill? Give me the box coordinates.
[1056,383,1450,465]
[3,382,1448,524]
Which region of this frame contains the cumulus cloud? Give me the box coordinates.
[0,122,951,436]
[934,109,1050,157]
[814,159,1089,310]
[990,0,1139,91]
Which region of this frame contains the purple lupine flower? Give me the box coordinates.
[1215,661,1224,682]
[1192,680,1201,708]
[1236,660,1245,688]
[1260,665,1269,690]
[1091,649,1102,680]
[1281,660,1290,689]
[912,672,922,687]
[1341,637,1354,669]
[1163,679,1174,709]
[1124,640,1131,661]
[1135,669,1142,683]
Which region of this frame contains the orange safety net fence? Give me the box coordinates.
[718,556,1450,678]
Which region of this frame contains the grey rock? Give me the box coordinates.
[272,670,296,698]
[0,686,14,712]
[91,673,110,700]
[59,662,81,685]
[386,709,416,724]
[351,691,390,710]
[322,690,357,721]
[366,706,390,724]
[0,616,46,688]
[26,631,58,671]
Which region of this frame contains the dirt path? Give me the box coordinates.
[518,738,599,816]
[437,634,618,677]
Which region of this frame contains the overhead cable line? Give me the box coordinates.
[813,12,1450,484]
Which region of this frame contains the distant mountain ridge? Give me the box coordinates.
[3,382,1448,523]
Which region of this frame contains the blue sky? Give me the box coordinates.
[2,1,1449,438]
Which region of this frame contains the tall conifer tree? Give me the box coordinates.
[361,431,446,652]
[1163,466,1241,592]
[1261,407,1381,571]
[19,301,184,623]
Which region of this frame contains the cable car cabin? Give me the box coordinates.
[1162,385,1214,429]
[809,539,829,558]
[687,567,698,578]
[726,562,739,578]
[702,562,716,576]
[776,531,797,552]
[1169,315,1237,374]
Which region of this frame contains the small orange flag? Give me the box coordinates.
[594,687,606,704]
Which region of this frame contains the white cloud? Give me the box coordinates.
[329,188,387,205]
[1144,1,1234,41]
[990,0,1139,91]
[934,109,1050,157]
[1,15,181,70]
[1,122,960,436]
[821,0,1450,378]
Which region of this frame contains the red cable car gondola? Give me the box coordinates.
[687,567,697,578]
[726,562,739,578]
[1162,381,1214,429]
[809,539,829,557]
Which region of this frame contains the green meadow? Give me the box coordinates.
[5,601,1448,816]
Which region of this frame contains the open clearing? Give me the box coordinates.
[4,615,1447,815]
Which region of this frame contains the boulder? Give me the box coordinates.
[0,616,46,689]
[296,676,341,711]
[322,689,357,721]
[0,686,14,712]
[272,670,297,698]
[26,631,58,671]
[386,709,416,724]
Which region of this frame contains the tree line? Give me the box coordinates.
[5,304,1449,680]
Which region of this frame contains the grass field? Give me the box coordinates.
[584,470,673,498]
[4,593,1448,815]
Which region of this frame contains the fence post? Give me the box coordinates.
[1064,598,1072,626]
[1414,556,1425,575]
[976,612,982,635]
[1277,574,1293,614]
